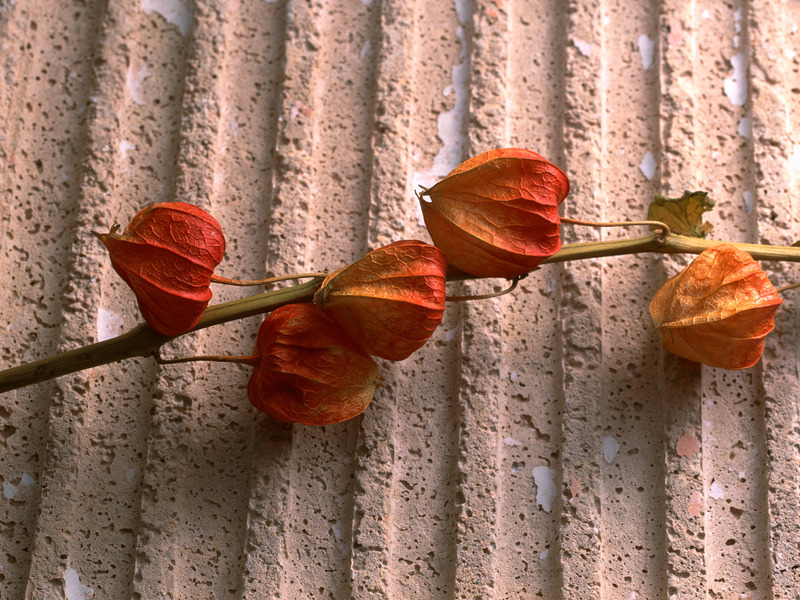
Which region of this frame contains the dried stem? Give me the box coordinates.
[776,282,800,294]
[446,276,521,302]
[560,216,670,236]
[210,272,327,286]
[4,233,800,393]
[155,348,257,367]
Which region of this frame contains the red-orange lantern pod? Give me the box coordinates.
[314,240,447,361]
[94,201,226,336]
[649,244,783,370]
[248,303,379,425]
[419,148,570,278]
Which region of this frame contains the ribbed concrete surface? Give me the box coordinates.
[1,1,799,598]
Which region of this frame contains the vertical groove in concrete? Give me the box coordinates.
[491,0,568,597]
[449,1,507,598]
[208,1,293,598]
[3,2,800,598]
[559,1,605,597]
[750,2,800,596]
[597,2,667,598]
[383,2,464,598]
[692,2,772,597]
[658,2,707,597]
[0,1,107,597]
[350,0,416,597]
[269,1,381,597]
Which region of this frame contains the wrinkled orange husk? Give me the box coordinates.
[313,240,447,361]
[649,244,783,370]
[420,148,570,278]
[96,202,225,336]
[247,304,379,426]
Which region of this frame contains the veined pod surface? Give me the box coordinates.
[248,303,379,426]
[419,148,570,278]
[314,240,447,361]
[94,201,226,336]
[649,244,783,370]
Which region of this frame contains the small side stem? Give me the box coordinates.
[776,282,800,294]
[155,348,257,367]
[560,216,670,236]
[210,272,327,286]
[446,277,521,302]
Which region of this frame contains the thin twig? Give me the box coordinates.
[155,347,257,366]
[446,276,521,302]
[776,282,800,294]
[560,216,671,236]
[210,271,327,286]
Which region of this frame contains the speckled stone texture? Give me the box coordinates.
[1,0,799,598]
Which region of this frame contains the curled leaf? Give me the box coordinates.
[649,244,782,369]
[94,202,225,335]
[647,191,714,237]
[248,303,379,426]
[419,148,570,278]
[314,240,447,361]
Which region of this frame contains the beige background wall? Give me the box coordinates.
[1,0,799,598]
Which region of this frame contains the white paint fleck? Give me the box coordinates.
[445,324,460,342]
[573,38,593,57]
[709,481,725,499]
[20,473,35,487]
[97,307,125,342]
[331,524,343,540]
[511,462,524,473]
[126,468,136,482]
[141,0,193,36]
[737,117,752,138]
[264,0,279,3]
[638,35,654,69]
[625,592,637,600]
[3,482,18,499]
[738,471,746,480]
[544,277,557,295]
[119,140,136,160]
[509,371,518,383]
[639,152,657,180]
[701,9,711,19]
[362,0,373,5]
[412,8,469,222]
[504,437,521,447]
[539,549,549,560]
[62,558,94,600]
[724,53,748,106]
[359,40,371,59]
[602,436,620,464]
[789,144,800,177]
[743,190,754,214]
[532,466,557,513]
[126,59,150,105]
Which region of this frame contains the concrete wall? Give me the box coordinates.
[1,0,798,598]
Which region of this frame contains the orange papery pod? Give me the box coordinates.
[93,201,226,336]
[419,148,570,277]
[248,303,379,426]
[313,240,447,361]
[649,244,783,370]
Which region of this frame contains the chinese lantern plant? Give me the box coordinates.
[6,147,800,400]
[418,147,570,278]
[313,240,447,361]
[649,244,783,370]
[93,201,324,336]
[157,303,380,426]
